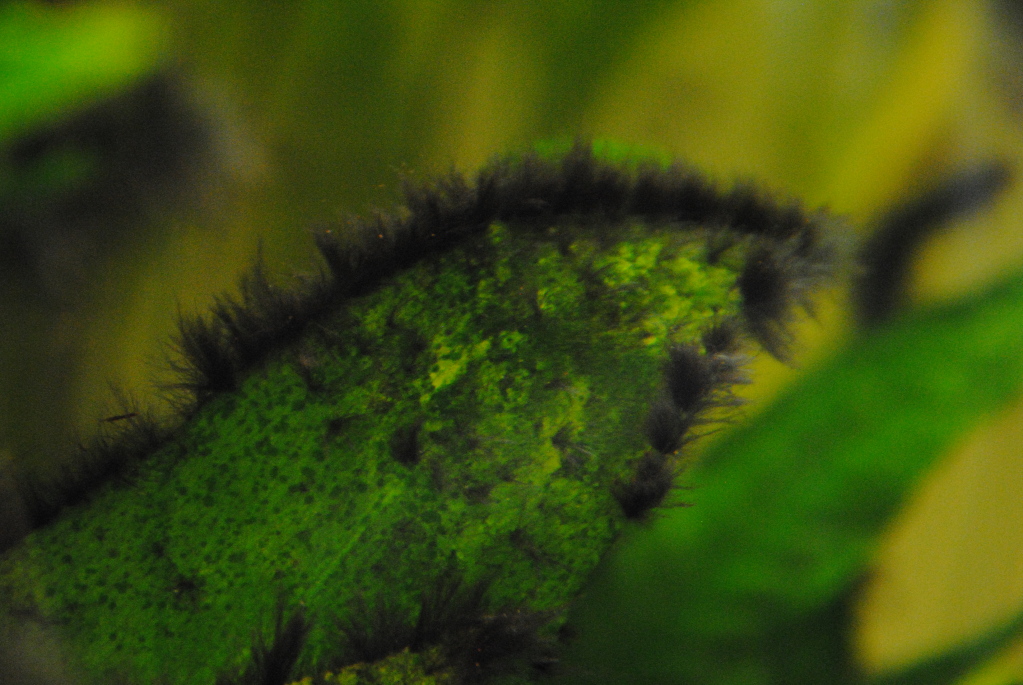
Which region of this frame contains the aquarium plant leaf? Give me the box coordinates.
[869,607,1023,685]
[0,2,167,143]
[0,142,840,685]
[554,263,1023,685]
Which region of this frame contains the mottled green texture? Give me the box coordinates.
[291,648,453,685]
[0,220,743,684]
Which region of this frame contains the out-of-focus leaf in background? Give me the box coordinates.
[4,0,1023,682]
[0,1,222,500]
[0,2,166,138]
[0,0,169,543]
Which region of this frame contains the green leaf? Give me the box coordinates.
[555,266,1023,685]
[0,213,747,684]
[871,608,1023,685]
[0,2,167,142]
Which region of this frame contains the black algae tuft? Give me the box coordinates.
[215,599,310,685]
[332,569,556,684]
[613,452,680,520]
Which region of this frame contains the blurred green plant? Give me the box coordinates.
[0,1,167,199]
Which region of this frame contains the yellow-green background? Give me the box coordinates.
[3,0,1023,680]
